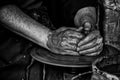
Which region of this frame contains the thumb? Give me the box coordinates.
[76,26,83,32]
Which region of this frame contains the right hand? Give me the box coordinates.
[47,27,85,55]
[77,30,103,56]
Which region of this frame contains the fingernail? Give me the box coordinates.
[77,47,80,51]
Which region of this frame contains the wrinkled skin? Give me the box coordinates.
[47,27,103,56]
[75,7,103,56]
[47,27,84,55]
[77,30,103,56]
[47,6,103,56]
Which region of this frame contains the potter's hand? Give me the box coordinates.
[77,30,103,56]
[47,27,85,55]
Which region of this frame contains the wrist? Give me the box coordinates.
[46,30,58,53]
[41,29,52,50]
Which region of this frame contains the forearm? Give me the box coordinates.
[0,5,51,49]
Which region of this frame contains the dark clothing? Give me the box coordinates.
[0,45,120,80]
[0,0,98,80]
[0,0,98,65]
[0,0,120,80]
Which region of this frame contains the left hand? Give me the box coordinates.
[77,30,103,56]
[47,27,85,55]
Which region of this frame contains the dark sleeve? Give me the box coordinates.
[0,0,34,8]
[0,0,15,7]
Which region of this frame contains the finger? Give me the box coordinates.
[78,30,100,46]
[60,50,79,55]
[85,49,102,56]
[64,30,84,39]
[84,22,92,31]
[79,43,103,55]
[77,38,103,51]
[76,27,83,32]
[61,41,76,50]
[62,37,79,44]
[65,27,81,31]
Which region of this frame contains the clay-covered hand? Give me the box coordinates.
[47,27,85,55]
[77,30,103,56]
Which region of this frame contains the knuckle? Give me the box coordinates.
[77,47,80,51]
[96,43,103,49]
[62,37,79,44]
[89,39,97,45]
[95,38,103,45]
[61,41,76,50]
[89,30,100,38]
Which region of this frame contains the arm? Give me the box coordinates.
[0,5,51,50]
[0,5,103,56]
[0,5,83,55]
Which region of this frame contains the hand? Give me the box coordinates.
[47,27,85,55]
[74,7,103,56]
[77,30,103,56]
